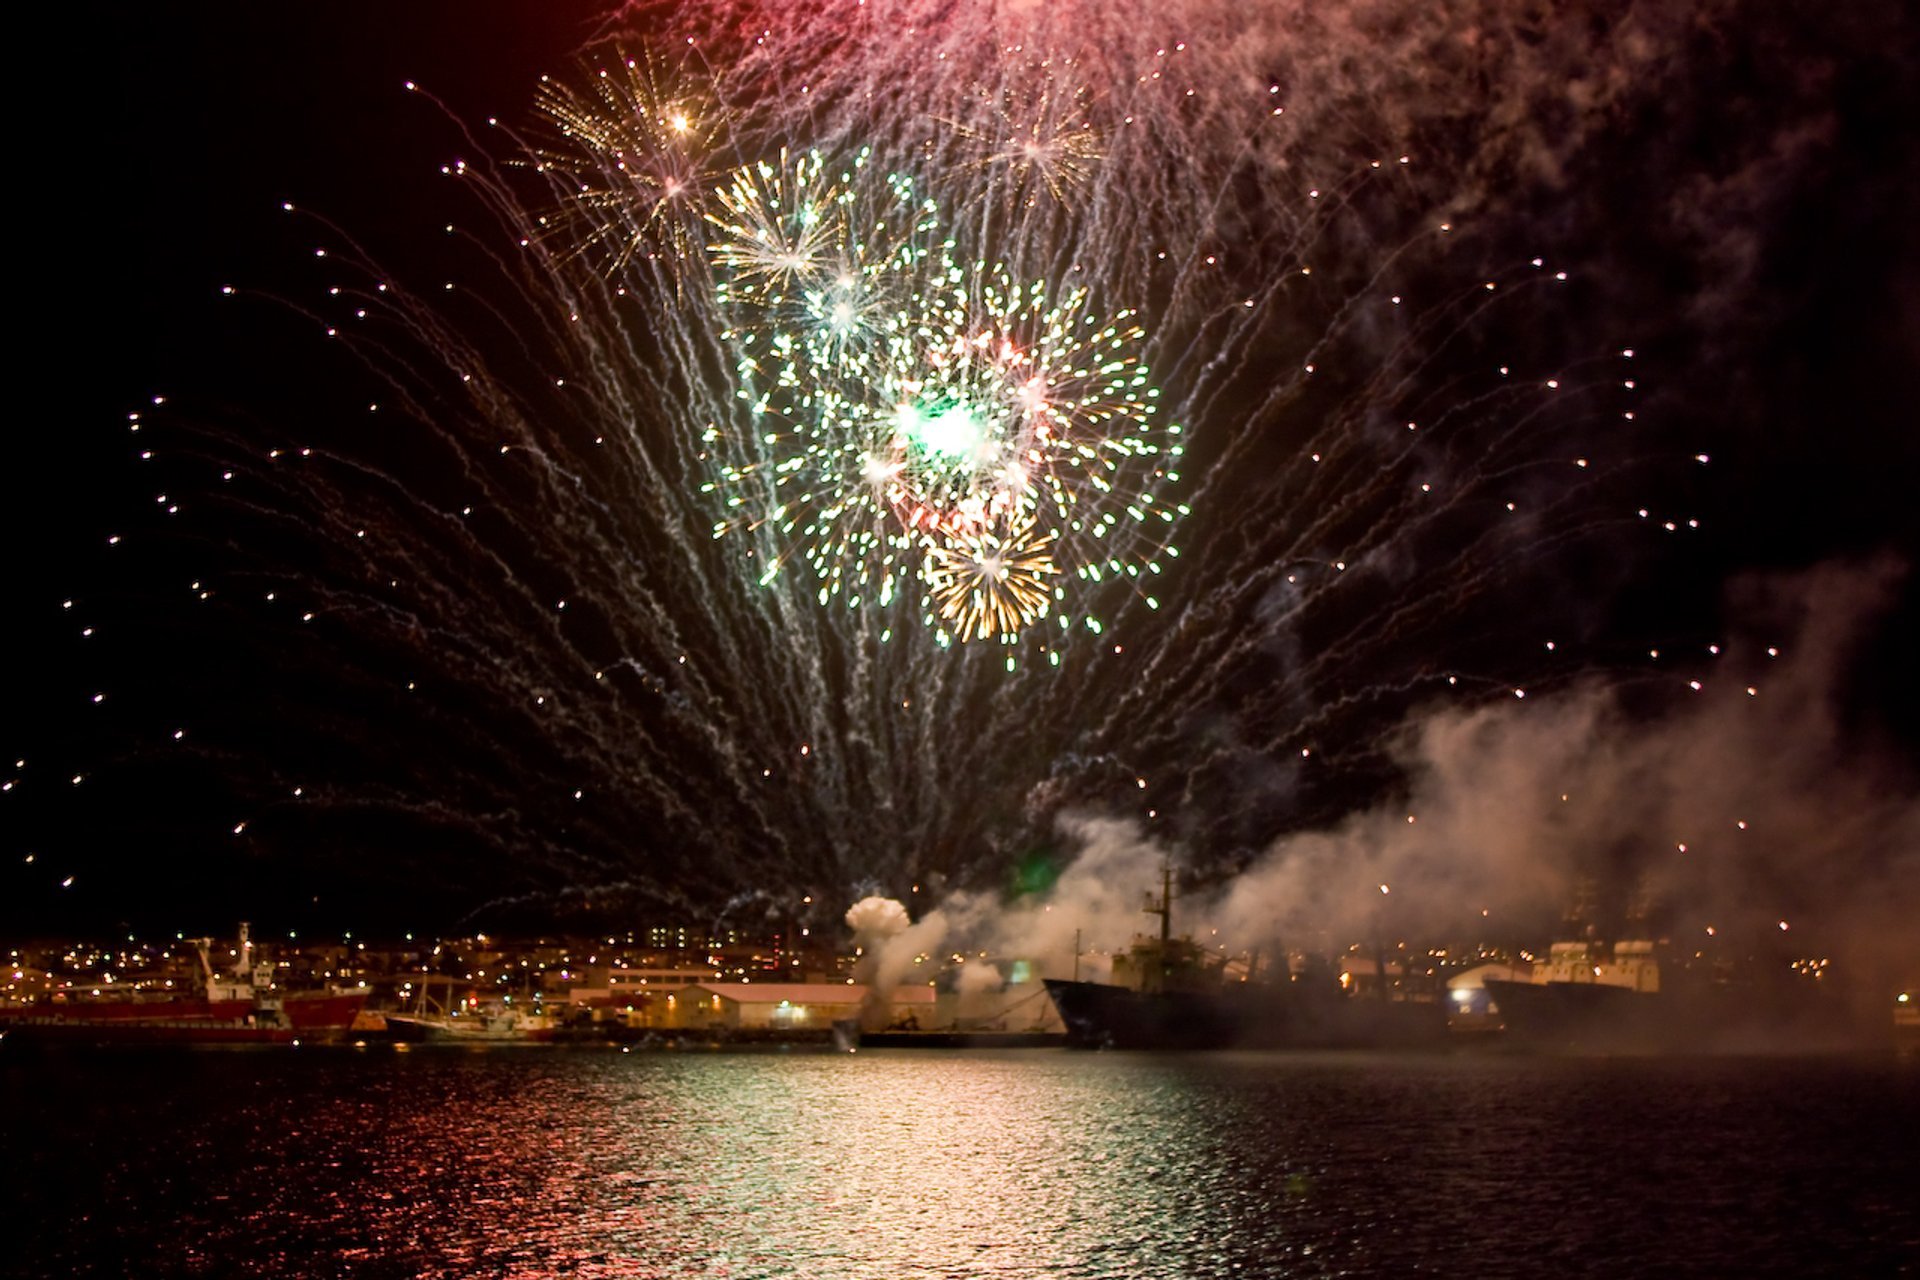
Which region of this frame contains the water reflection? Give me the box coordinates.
[5,1048,1915,1277]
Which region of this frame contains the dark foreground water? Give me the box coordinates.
[4,1046,1915,1278]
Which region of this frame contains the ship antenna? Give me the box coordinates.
[1161,862,1173,947]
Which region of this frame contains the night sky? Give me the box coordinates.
[13,2,613,930]
[7,1,1918,955]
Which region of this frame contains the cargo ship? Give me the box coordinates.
[1043,867,1446,1050]
[0,925,367,1047]
[1482,935,1882,1054]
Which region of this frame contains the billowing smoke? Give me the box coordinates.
[954,961,1007,998]
[844,895,911,944]
[836,818,1167,990]
[901,557,1920,992]
[844,893,948,1025]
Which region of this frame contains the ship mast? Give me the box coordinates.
[1140,862,1179,992]
[1144,861,1176,947]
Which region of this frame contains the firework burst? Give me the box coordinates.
[941,67,1105,210]
[923,514,1060,642]
[706,148,860,299]
[703,159,1181,643]
[523,50,717,273]
[32,0,1710,925]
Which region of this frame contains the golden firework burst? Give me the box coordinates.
[923,516,1059,642]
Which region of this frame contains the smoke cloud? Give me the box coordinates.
[953,960,1007,998]
[844,893,949,1022]
[890,557,1919,989]
[1216,558,1920,969]
[844,895,911,943]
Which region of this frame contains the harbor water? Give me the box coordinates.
[6,1047,1915,1277]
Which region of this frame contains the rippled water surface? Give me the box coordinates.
[6,1047,1915,1277]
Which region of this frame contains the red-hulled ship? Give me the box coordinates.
[0,925,367,1047]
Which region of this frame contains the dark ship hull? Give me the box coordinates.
[1044,978,1446,1050]
[0,990,368,1047]
[1483,978,1882,1054]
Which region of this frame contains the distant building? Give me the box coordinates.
[556,966,721,1012]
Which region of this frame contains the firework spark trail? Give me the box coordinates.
[219,150,861,893]
[53,0,1719,917]
[627,0,1656,852]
